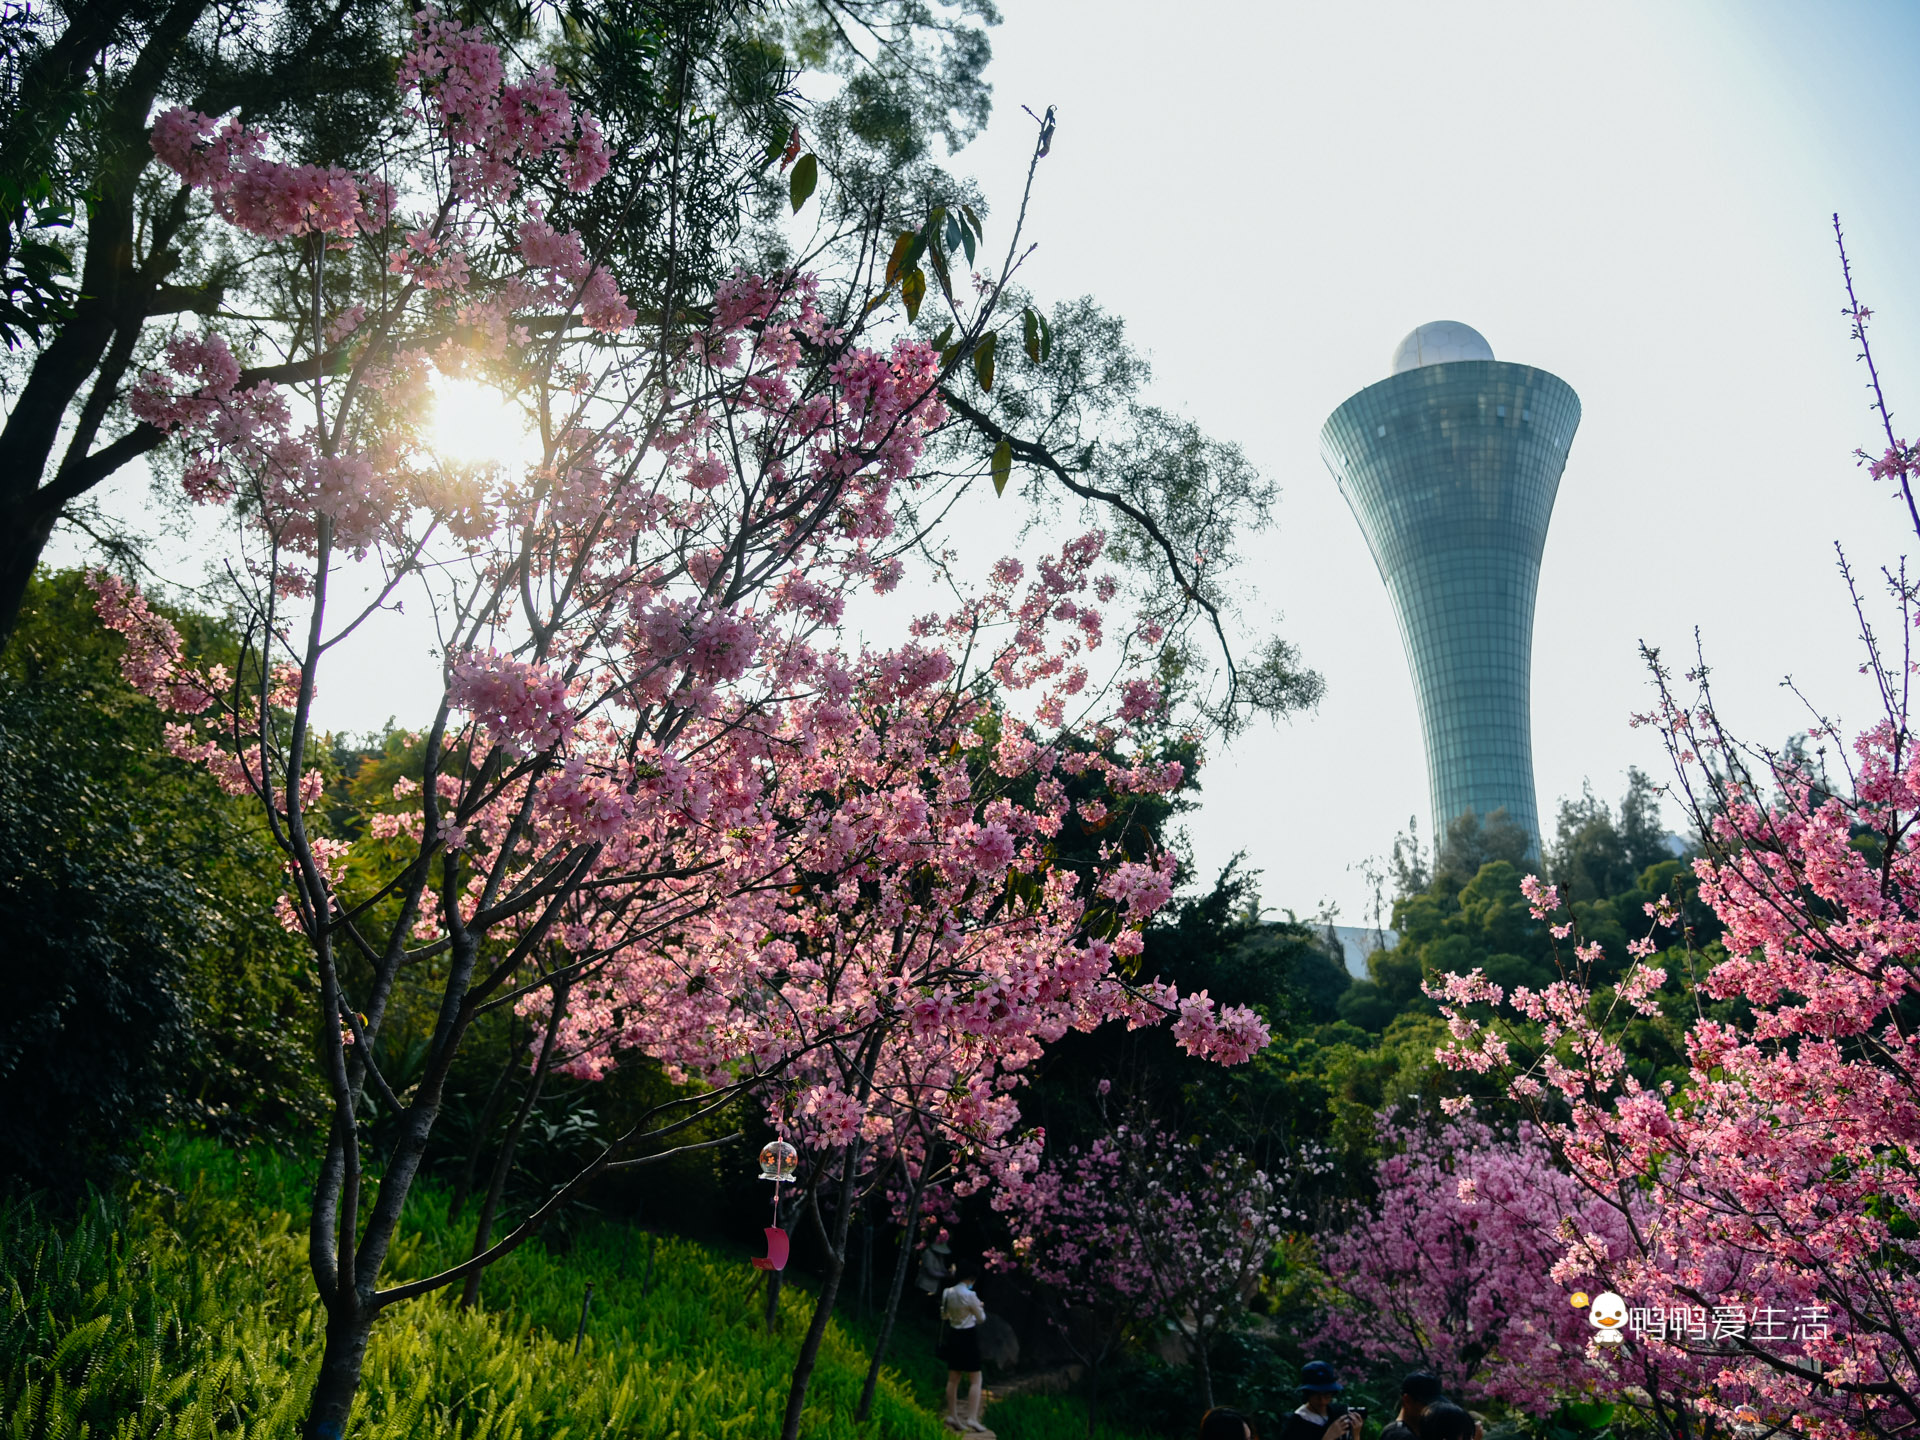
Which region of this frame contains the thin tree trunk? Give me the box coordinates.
[856,1171,926,1421]
[780,1142,861,1440]
[304,1300,375,1440]
[858,1208,871,1311]
[448,1021,518,1222]
[1192,1325,1214,1410]
[459,979,569,1309]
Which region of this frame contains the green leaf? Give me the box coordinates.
[1037,309,1053,362]
[901,267,926,322]
[789,153,818,213]
[991,438,1012,496]
[974,330,997,392]
[927,241,953,300]
[962,204,983,241]
[932,324,954,351]
[941,342,962,369]
[902,231,928,277]
[1022,308,1042,365]
[886,230,917,285]
[945,213,964,258]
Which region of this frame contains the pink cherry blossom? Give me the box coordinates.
[1322,1110,1640,1406]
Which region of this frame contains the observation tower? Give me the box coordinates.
[1319,322,1581,853]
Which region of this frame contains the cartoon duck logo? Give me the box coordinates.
[1588,1291,1628,1344]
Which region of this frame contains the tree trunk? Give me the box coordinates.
[779,1144,860,1440]
[448,1023,518,1222]
[0,503,58,652]
[856,1173,925,1421]
[301,911,492,1433]
[1192,1325,1215,1410]
[0,0,209,655]
[858,1208,872,1311]
[459,980,569,1308]
[303,1298,375,1440]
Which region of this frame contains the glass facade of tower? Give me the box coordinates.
[1320,360,1581,851]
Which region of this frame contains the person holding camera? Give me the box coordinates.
[1279,1361,1365,1440]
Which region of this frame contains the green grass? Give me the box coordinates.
[3,1137,1083,1439]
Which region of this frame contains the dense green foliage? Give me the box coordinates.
[1338,777,1717,1067]
[1017,774,1716,1221]
[0,573,319,1190]
[3,1135,1139,1440]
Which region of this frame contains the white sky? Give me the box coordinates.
[46,1,1920,926]
[928,0,1920,923]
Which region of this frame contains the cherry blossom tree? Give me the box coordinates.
[994,1107,1289,1410]
[1423,224,1920,1440]
[513,541,1266,1440]
[86,13,1270,1437]
[1320,1108,1635,1408]
[990,1113,1159,1435]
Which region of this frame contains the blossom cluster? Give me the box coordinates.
[400,7,610,201]
[1320,1110,1636,1406]
[150,108,393,239]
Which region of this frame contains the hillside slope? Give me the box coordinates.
[2,1138,1019,1439]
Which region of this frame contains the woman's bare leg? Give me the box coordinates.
[946,1369,962,1424]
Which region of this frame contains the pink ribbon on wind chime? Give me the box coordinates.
[752,1135,798,1271]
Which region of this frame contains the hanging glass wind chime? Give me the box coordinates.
[751,1136,797,1272]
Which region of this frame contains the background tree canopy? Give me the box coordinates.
[0,571,321,1190]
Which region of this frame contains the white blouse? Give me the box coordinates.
[942,1283,986,1330]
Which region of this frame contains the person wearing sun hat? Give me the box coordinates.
[1279,1362,1363,1440]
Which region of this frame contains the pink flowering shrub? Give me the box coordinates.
[1320,1109,1639,1408]
[987,1125,1159,1430]
[996,1115,1289,1408]
[1431,751,1914,1434]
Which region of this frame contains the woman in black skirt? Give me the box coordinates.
[939,1260,988,1431]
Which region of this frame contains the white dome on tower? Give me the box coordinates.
[1391,321,1494,374]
